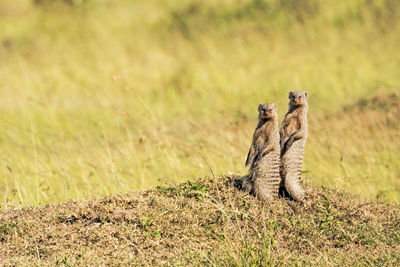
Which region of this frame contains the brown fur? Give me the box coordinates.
[280,91,308,201]
[241,103,280,201]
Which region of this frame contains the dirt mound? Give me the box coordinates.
[1,176,400,265]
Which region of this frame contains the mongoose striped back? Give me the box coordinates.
[280,138,306,201]
[252,145,280,200]
[280,91,308,201]
[241,103,281,201]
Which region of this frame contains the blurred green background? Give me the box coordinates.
[0,0,399,205]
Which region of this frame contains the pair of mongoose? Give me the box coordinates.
[241,91,308,202]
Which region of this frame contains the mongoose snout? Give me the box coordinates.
[289,92,307,107]
[258,104,275,120]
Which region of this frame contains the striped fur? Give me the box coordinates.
[280,91,308,201]
[242,103,280,201]
[280,139,306,200]
[252,146,280,200]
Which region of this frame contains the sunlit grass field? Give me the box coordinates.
[0,0,399,205]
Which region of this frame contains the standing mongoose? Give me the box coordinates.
[280,91,308,201]
[241,103,281,201]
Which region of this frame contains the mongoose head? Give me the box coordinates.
[289,91,308,107]
[258,103,277,120]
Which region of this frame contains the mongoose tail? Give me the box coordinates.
[240,174,253,193]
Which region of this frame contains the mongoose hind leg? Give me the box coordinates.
[254,189,275,202]
[284,171,305,201]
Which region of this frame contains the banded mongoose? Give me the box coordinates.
[242,103,281,201]
[280,91,308,201]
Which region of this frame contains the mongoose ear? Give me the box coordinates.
[273,103,277,111]
[258,104,263,112]
[304,92,308,98]
[289,91,293,99]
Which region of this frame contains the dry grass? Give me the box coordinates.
[1,1,399,264]
[1,175,399,265]
[306,91,400,201]
[0,0,399,205]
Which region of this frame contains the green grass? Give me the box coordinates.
[0,0,399,205]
